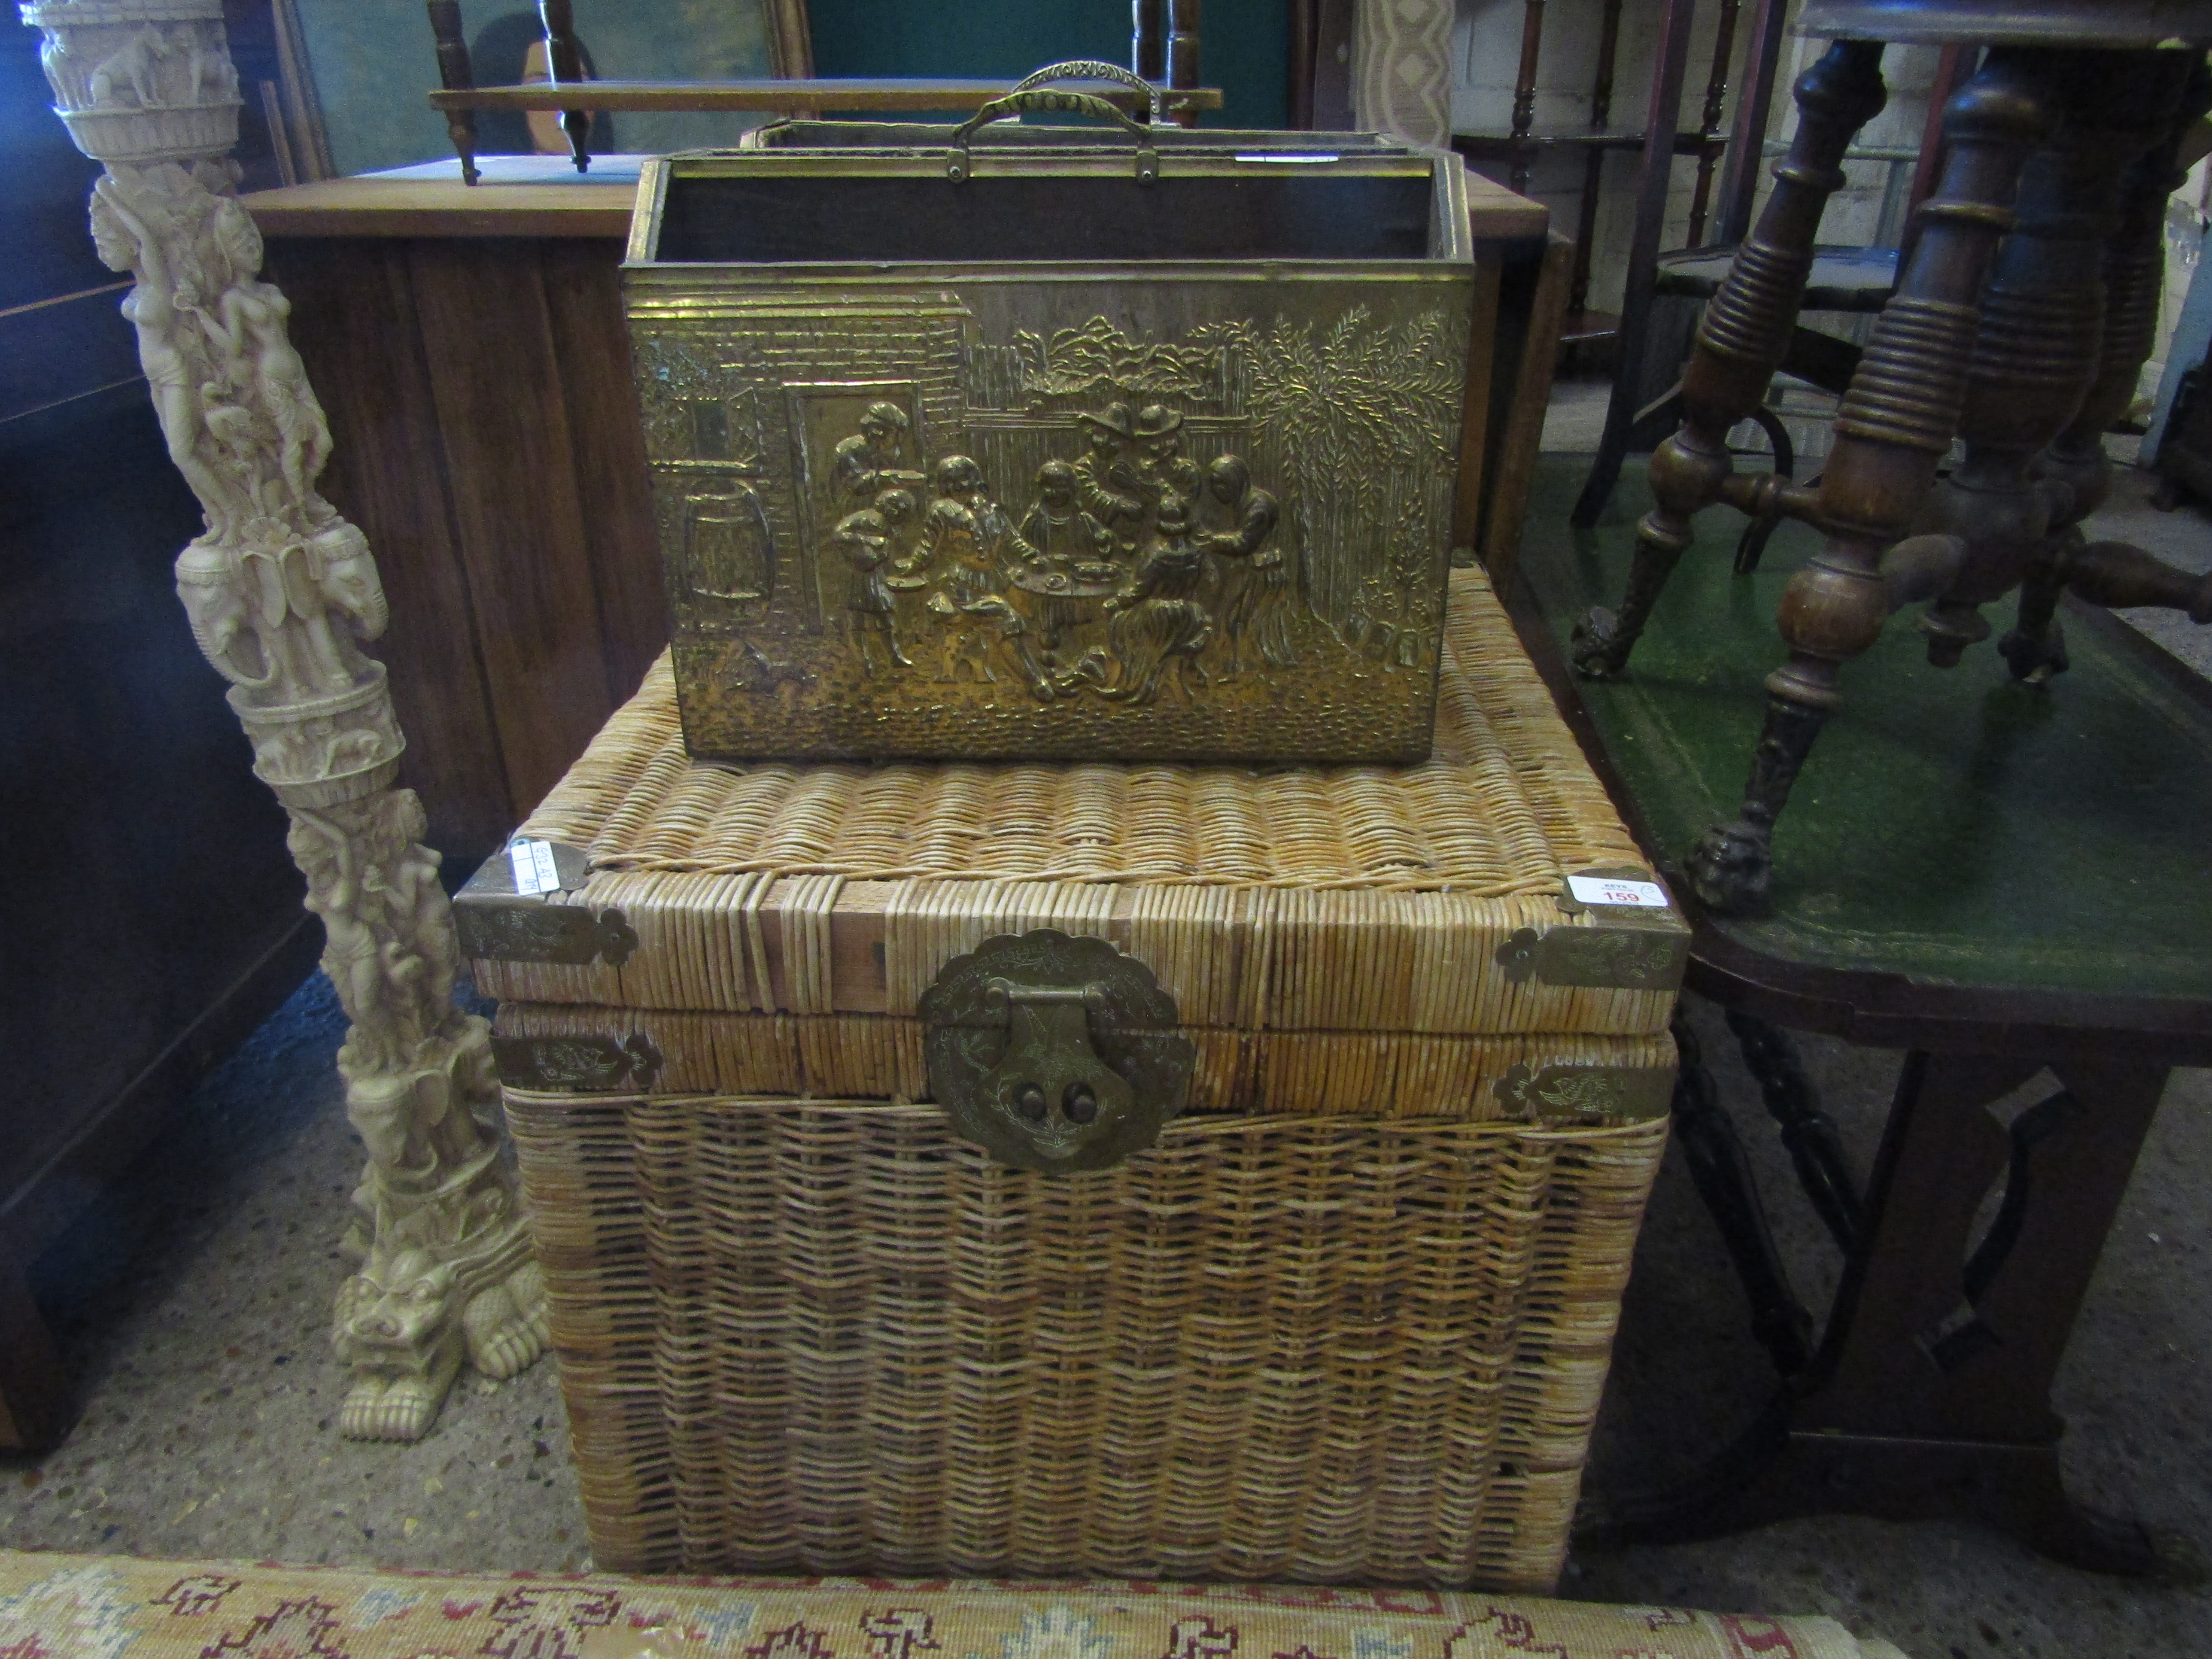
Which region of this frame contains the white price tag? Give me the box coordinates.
[1568,873,1669,910]
[508,838,563,896]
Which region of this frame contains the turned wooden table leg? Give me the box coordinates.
[1687,51,2055,914]
[1571,40,1886,671]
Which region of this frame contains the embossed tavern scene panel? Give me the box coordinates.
[624,133,1477,762]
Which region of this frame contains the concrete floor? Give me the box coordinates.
[4,401,2209,1658]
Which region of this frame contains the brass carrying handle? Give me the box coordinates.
[948,86,1161,184]
[1009,59,1164,125]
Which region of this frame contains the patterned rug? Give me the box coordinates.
[0,1550,1908,1659]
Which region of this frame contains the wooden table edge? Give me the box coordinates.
[1496,561,2212,1062]
[243,173,1550,243]
[428,79,1224,113]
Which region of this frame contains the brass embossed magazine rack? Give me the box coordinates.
[623,70,1480,763]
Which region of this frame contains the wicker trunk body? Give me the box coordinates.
[464,569,1684,1591]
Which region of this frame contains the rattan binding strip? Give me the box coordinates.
[497,1004,1675,1118]
[520,570,1641,893]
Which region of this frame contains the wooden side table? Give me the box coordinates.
[1509,456,2212,1576]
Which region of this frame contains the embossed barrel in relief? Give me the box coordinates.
[622,104,1478,763]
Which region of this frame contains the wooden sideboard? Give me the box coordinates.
[247,161,1554,862]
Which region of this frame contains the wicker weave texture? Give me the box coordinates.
[508,1090,1668,1590]
[475,571,1679,1039]
[496,1002,1674,1119]
[471,878,1679,1039]
[523,571,1634,887]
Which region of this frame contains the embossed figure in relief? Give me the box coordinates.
[918,454,1050,693]
[1020,460,1115,565]
[1104,491,1215,703]
[1072,401,1148,553]
[1017,461,1118,664]
[1130,404,1202,518]
[1195,454,1286,676]
[834,504,910,675]
[26,0,543,1441]
[831,401,927,506]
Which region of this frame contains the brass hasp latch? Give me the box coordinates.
[921,930,1192,1173]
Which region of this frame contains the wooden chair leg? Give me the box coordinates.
[1571,39,1887,666]
[1688,49,2057,914]
[1685,0,1744,247]
[425,0,479,185]
[538,0,591,173]
[1167,0,1202,127]
[1136,0,1167,80]
[1569,0,1703,532]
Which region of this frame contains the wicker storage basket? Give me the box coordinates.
[461,567,1684,1591]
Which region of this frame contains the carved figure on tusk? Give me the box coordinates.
[24,0,543,1441]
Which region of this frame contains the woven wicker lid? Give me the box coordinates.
[465,569,1686,1038]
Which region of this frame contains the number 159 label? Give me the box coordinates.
[1567,874,1669,909]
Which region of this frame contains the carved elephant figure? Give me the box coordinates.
[175,541,270,686]
[307,520,388,640]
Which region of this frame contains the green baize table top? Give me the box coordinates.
[1513,457,2212,1021]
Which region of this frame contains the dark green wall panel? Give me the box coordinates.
[809,0,1288,130]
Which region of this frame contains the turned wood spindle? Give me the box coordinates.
[1134,0,1167,82]
[2006,54,2212,679]
[2044,55,2211,527]
[1922,54,2179,667]
[425,0,479,186]
[1510,0,1545,196]
[1571,39,1889,662]
[1288,0,1316,129]
[1686,0,1743,247]
[1168,0,1203,127]
[1567,0,1626,327]
[1686,49,2057,911]
[538,0,591,174]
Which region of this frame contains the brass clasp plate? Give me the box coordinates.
[454,844,638,967]
[492,1033,663,1092]
[1492,1063,1674,1125]
[920,929,1193,1173]
[1493,924,1686,990]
